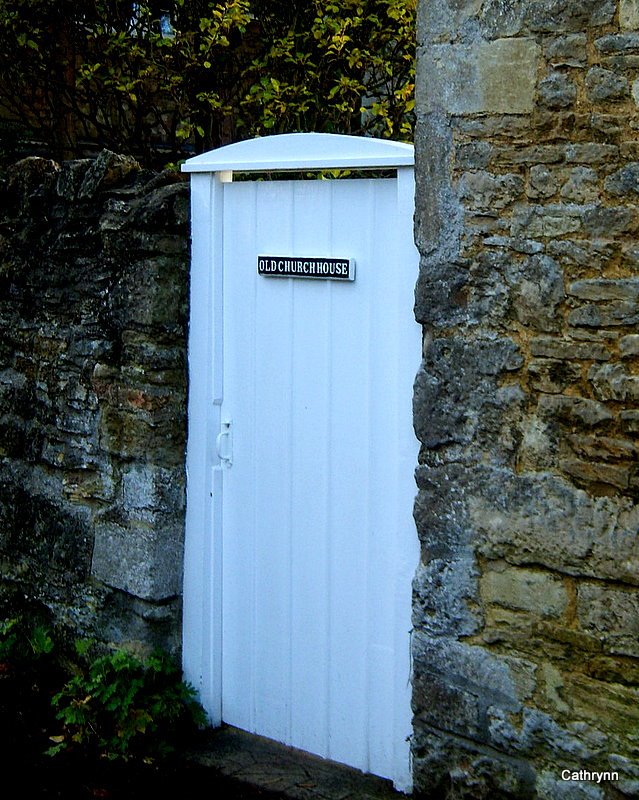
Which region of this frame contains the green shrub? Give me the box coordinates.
[48,647,206,762]
[0,612,62,764]
[0,616,54,663]
[0,0,415,164]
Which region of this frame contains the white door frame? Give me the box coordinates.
[181,133,418,791]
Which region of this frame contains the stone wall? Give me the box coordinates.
[0,151,189,654]
[413,1,639,797]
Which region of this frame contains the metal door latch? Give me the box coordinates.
[216,419,233,466]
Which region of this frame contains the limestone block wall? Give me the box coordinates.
[0,152,189,653]
[413,1,639,797]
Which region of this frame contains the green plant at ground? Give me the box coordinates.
[0,611,63,767]
[0,616,54,663]
[47,646,206,762]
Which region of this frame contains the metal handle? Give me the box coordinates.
[215,419,233,466]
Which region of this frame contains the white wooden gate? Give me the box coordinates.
[182,134,419,792]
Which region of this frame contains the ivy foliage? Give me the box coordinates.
[0,0,415,165]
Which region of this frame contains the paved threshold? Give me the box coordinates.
[186,724,410,800]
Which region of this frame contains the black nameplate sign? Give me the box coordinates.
[257,256,355,281]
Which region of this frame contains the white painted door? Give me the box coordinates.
[218,175,419,790]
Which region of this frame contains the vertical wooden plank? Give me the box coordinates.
[288,180,332,756]
[183,172,223,724]
[325,179,372,771]
[220,181,258,731]
[365,178,399,779]
[252,181,295,744]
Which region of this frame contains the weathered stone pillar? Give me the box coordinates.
[413,1,639,797]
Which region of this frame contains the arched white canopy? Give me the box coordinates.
[181,132,414,173]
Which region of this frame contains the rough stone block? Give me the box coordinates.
[413,336,524,452]
[549,239,617,270]
[489,706,596,759]
[536,772,605,799]
[585,67,630,102]
[609,755,639,798]
[540,661,570,716]
[413,670,482,739]
[458,170,524,210]
[511,205,582,238]
[569,434,637,461]
[416,44,477,115]
[590,362,639,401]
[417,0,483,44]
[527,165,562,199]
[418,39,539,115]
[414,727,538,798]
[414,114,461,259]
[604,163,639,196]
[565,143,619,164]
[582,205,636,236]
[112,256,188,329]
[545,33,588,66]
[413,632,524,707]
[514,254,565,331]
[413,556,481,638]
[91,519,183,601]
[55,159,92,200]
[78,150,139,199]
[478,0,527,38]
[121,463,184,520]
[478,39,539,114]
[453,114,533,140]
[481,564,568,617]
[502,145,567,166]
[569,278,639,301]
[414,259,469,326]
[99,392,185,464]
[570,327,620,342]
[561,457,630,490]
[538,394,613,426]
[455,142,493,171]
[94,592,182,656]
[596,32,639,52]
[530,336,610,361]
[0,475,94,584]
[590,113,624,137]
[133,182,189,233]
[41,438,101,470]
[472,468,639,583]
[621,142,639,160]
[539,72,577,109]
[525,0,615,32]
[569,302,639,327]
[413,464,475,559]
[620,334,639,357]
[578,583,639,657]
[621,0,639,29]
[561,168,600,203]
[566,674,639,735]
[621,409,639,433]
[483,236,544,254]
[528,359,583,393]
[62,470,115,503]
